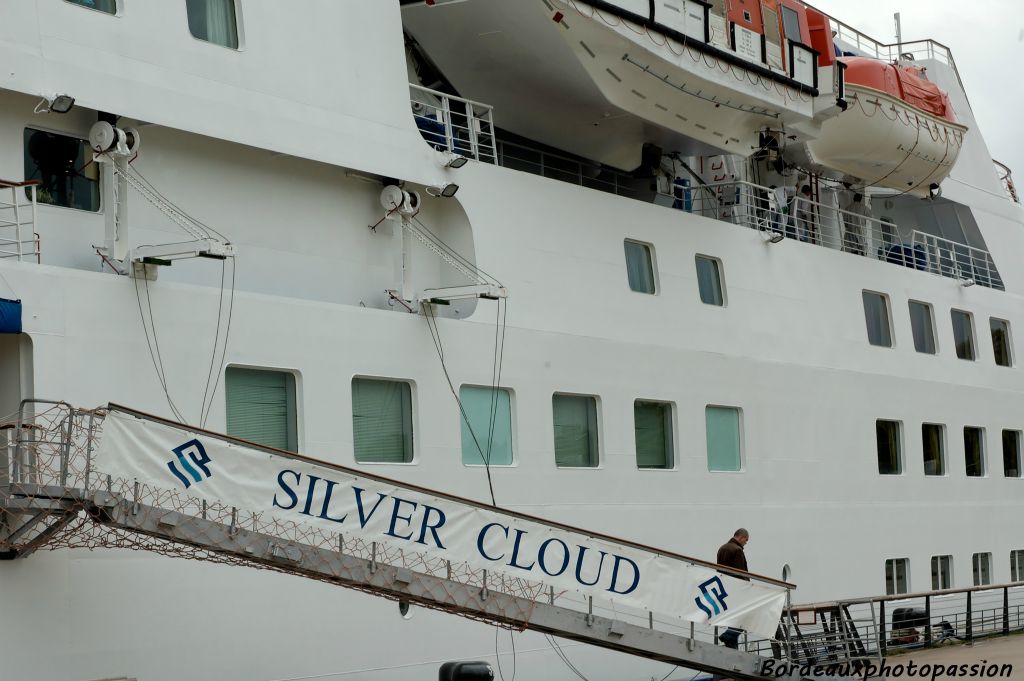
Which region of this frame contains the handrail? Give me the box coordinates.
[409,83,497,163]
[993,159,1019,204]
[796,581,1024,609]
[0,179,41,188]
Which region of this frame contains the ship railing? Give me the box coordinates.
[0,179,41,263]
[993,159,1020,204]
[911,231,1002,288]
[410,84,497,164]
[495,140,645,199]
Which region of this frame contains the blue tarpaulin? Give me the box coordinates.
[0,298,22,334]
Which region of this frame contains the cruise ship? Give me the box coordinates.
[1,1,1022,680]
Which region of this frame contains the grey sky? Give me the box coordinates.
[810,0,1022,186]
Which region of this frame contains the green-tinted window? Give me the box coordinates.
[706,406,741,471]
[696,255,724,306]
[862,291,892,347]
[23,129,100,212]
[186,0,239,49]
[991,318,1012,367]
[225,367,297,452]
[885,558,909,595]
[1003,430,1021,478]
[964,426,985,477]
[352,378,413,463]
[951,309,975,360]
[553,394,599,468]
[459,386,513,466]
[624,240,655,294]
[922,423,945,476]
[66,0,116,13]
[635,401,673,469]
[909,301,936,354]
[876,420,901,475]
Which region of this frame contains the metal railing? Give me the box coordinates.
[495,140,647,200]
[993,159,1019,204]
[911,231,1002,288]
[0,179,40,263]
[410,84,497,164]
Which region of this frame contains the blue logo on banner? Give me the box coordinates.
[695,576,729,618]
[167,439,213,489]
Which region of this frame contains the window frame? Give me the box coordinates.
[23,127,103,213]
[875,419,903,475]
[185,0,245,51]
[695,254,726,307]
[885,557,909,595]
[633,399,675,471]
[963,426,986,478]
[705,405,743,473]
[922,423,946,477]
[862,290,893,348]
[1003,430,1022,478]
[624,239,658,295]
[64,0,119,15]
[458,384,516,468]
[224,364,301,453]
[908,300,937,355]
[951,309,976,361]
[931,554,953,590]
[990,317,1014,367]
[351,375,416,466]
[972,552,993,586]
[1011,550,1024,582]
[552,392,602,469]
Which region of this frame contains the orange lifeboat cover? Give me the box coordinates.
[841,57,957,123]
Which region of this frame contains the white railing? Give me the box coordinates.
[993,159,1019,204]
[0,180,40,263]
[496,140,645,200]
[410,84,497,164]
[911,231,1002,288]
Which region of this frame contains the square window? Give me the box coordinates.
[972,552,992,586]
[922,423,945,476]
[186,0,240,49]
[1011,550,1024,582]
[66,0,117,14]
[624,240,656,294]
[706,406,742,472]
[964,427,985,477]
[885,558,909,595]
[862,291,892,347]
[876,420,902,475]
[1003,430,1022,478]
[553,394,599,468]
[225,367,298,452]
[695,255,725,306]
[352,378,413,464]
[24,129,101,212]
[951,309,976,360]
[459,386,514,466]
[991,318,1013,367]
[634,400,673,469]
[909,301,936,354]
[931,555,953,590]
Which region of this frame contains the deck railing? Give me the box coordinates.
[409,84,497,164]
[993,159,1019,204]
[0,179,40,263]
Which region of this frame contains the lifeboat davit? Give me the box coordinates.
[804,57,968,197]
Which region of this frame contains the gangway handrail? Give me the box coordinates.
[795,581,1024,610]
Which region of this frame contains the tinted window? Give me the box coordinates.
[964,427,985,477]
[909,301,936,354]
[352,378,413,464]
[66,0,116,13]
[225,367,298,451]
[951,309,975,360]
[459,386,513,466]
[876,420,901,474]
[1003,430,1021,478]
[696,255,724,306]
[553,395,599,467]
[923,423,945,476]
[991,318,1012,367]
[781,5,802,41]
[862,292,892,347]
[635,401,673,469]
[624,240,656,294]
[23,129,100,212]
[186,0,239,49]
[706,406,741,471]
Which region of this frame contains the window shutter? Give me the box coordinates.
[225,368,296,451]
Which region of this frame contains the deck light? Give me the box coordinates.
[443,153,469,169]
[426,183,460,198]
[49,94,76,114]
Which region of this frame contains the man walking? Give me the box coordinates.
[716,529,750,649]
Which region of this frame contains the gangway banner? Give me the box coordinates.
[95,407,788,637]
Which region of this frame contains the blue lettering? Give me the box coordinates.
[416,505,447,549]
[385,497,418,541]
[574,546,608,587]
[477,522,508,561]
[317,479,347,524]
[272,469,300,511]
[353,487,389,528]
[300,475,322,516]
[538,538,570,577]
[607,555,640,595]
[508,528,536,571]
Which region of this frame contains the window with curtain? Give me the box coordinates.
[186,0,239,49]
[909,301,936,354]
[706,406,741,472]
[885,558,909,595]
[1011,550,1024,582]
[922,423,945,476]
[973,552,992,586]
[990,318,1012,367]
[951,309,975,360]
[695,255,724,306]
[459,386,513,466]
[66,0,117,14]
[964,426,985,477]
[553,394,599,468]
[931,555,952,590]
[225,367,298,451]
[624,240,656,294]
[352,378,413,464]
[876,420,901,475]
[23,129,101,212]
[862,291,892,347]
[634,401,673,469]
[1003,430,1021,478]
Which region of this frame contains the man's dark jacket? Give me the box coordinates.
[716,538,748,573]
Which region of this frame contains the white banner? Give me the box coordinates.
[94,408,787,637]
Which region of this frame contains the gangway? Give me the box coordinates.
[0,400,842,681]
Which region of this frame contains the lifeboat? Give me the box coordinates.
[803,57,968,196]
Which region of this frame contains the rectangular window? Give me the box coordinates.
[1003,430,1022,478]
[922,423,945,476]
[931,555,953,590]
[459,386,513,466]
[951,309,976,360]
[885,558,909,595]
[624,240,656,294]
[352,378,413,464]
[862,292,892,347]
[1011,550,1024,582]
[66,0,117,13]
[225,367,298,452]
[635,401,673,469]
[780,5,802,40]
[876,420,902,475]
[24,129,101,212]
[991,318,1013,367]
[909,301,936,354]
[706,406,742,472]
[695,255,724,306]
[553,394,599,468]
[973,552,992,586]
[964,427,985,477]
[186,0,240,49]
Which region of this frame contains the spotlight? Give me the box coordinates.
[426,183,460,198]
[960,277,975,288]
[49,94,76,114]
[443,153,469,169]
[762,230,784,244]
